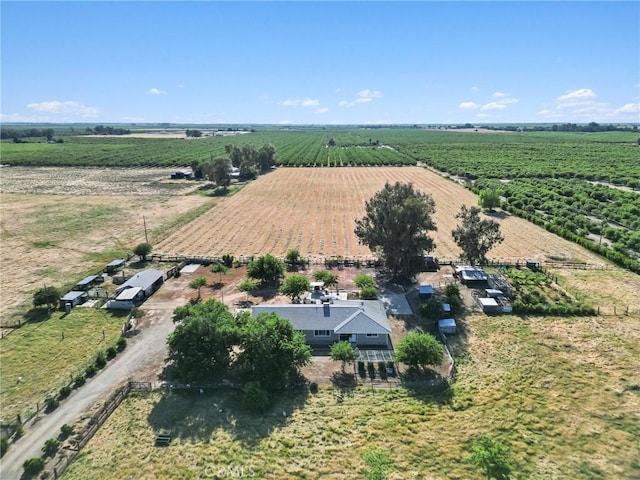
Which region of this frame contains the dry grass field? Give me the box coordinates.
[61,268,640,479]
[155,167,606,266]
[2,165,639,479]
[0,168,213,324]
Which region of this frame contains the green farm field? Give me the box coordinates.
[5,128,637,271]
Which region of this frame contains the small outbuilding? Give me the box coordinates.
[455,266,489,285]
[478,297,501,314]
[485,289,504,298]
[442,303,451,314]
[105,259,125,274]
[59,291,88,310]
[418,284,435,300]
[438,318,457,334]
[75,275,102,291]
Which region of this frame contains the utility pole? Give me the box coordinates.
[143,215,149,243]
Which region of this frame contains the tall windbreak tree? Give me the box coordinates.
[452,205,504,265]
[355,182,436,279]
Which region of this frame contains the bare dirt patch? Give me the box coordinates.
[156,166,606,266]
[0,167,200,195]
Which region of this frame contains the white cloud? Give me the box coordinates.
[122,116,145,122]
[281,98,321,107]
[481,102,507,111]
[315,107,329,114]
[492,91,508,98]
[26,100,99,117]
[615,103,640,113]
[459,101,480,110]
[146,88,167,95]
[278,120,292,124]
[338,89,383,108]
[358,89,382,99]
[557,88,596,101]
[471,86,479,92]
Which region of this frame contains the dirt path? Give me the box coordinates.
[0,276,191,480]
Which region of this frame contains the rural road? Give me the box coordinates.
[0,276,191,480]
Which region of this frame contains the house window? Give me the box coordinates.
[314,330,331,337]
[366,333,378,338]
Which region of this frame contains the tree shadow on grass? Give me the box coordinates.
[22,307,51,323]
[146,386,309,448]
[400,367,454,406]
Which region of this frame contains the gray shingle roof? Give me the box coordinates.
[252,300,391,335]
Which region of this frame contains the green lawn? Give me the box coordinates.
[0,308,125,422]
[62,312,640,480]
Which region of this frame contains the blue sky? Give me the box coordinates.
[1,1,639,124]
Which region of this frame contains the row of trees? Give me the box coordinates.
[355,182,504,279]
[1,128,56,140]
[87,125,131,135]
[189,143,277,187]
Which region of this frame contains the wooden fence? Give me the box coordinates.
[49,381,152,479]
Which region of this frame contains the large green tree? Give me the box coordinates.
[247,254,285,286]
[394,332,443,372]
[280,274,311,303]
[237,312,311,389]
[354,182,436,279]
[256,143,276,173]
[452,205,504,265]
[211,157,232,189]
[166,299,239,382]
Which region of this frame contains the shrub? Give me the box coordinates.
[221,254,235,268]
[15,425,24,438]
[85,364,97,377]
[23,457,45,475]
[309,382,318,394]
[95,351,107,368]
[420,299,443,320]
[359,287,378,300]
[73,374,86,388]
[60,424,74,439]
[42,437,60,457]
[116,336,127,351]
[58,385,71,399]
[106,346,117,359]
[45,397,59,413]
[354,274,377,289]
